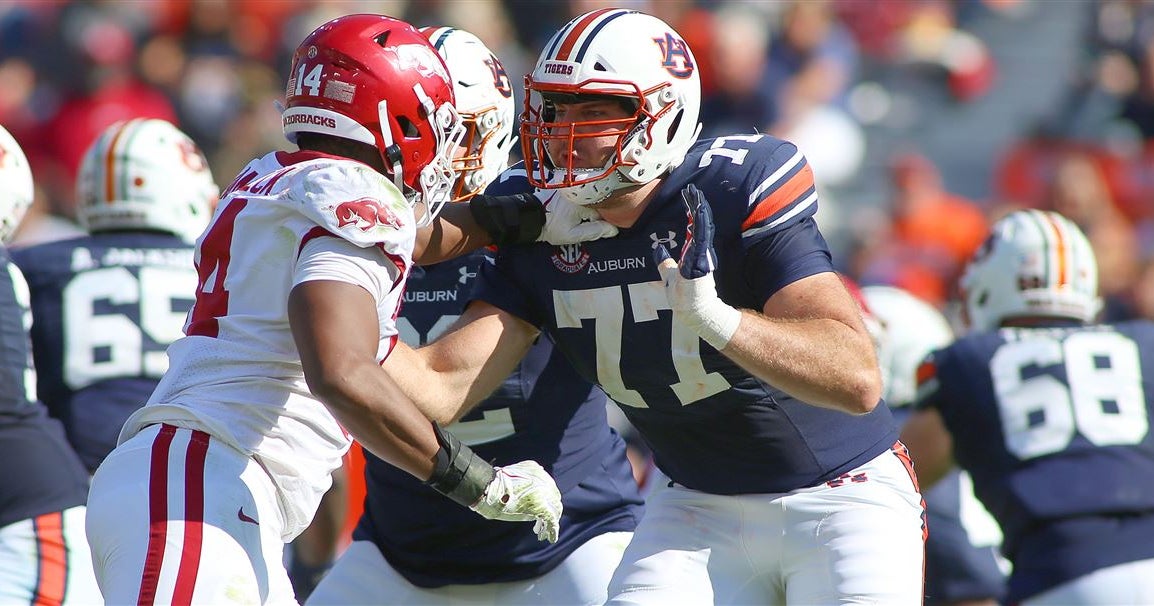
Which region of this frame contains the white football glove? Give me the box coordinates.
[654,184,742,350]
[469,460,563,543]
[536,190,618,245]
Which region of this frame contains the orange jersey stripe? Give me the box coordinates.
[555,8,615,61]
[741,162,814,232]
[1041,211,1068,287]
[32,511,66,606]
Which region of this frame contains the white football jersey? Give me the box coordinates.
[120,150,415,539]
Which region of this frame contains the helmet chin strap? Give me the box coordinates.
[555,168,632,206]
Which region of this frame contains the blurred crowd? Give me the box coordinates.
[3,0,1154,324]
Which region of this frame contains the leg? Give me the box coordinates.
[509,531,633,605]
[87,425,295,605]
[605,485,747,606]
[780,446,925,605]
[0,506,102,604]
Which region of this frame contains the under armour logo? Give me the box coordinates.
[459,266,477,284]
[650,231,677,249]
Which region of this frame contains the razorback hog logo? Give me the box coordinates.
[653,32,694,79]
[335,198,404,231]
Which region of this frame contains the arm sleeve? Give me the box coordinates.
[741,216,835,307]
[292,236,396,304]
[469,250,544,328]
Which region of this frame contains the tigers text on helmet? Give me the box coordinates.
[961,209,1101,331]
[861,285,954,408]
[0,125,33,244]
[521,8,703,206]
[77,119,217,244]
[282,14,465,227]
[421,27,516,201]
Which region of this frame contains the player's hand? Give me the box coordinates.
[653,184,742,350]
[536,190,618,245]
[469,460,563,543]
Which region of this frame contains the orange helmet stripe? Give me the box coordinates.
[554,8,616,61]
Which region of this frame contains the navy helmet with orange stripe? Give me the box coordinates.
[960,209,1101,331]
[521,8,702,206]
[76,118,218,244]
[0,124,33,244]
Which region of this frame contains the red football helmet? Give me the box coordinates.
[282,14,464,226]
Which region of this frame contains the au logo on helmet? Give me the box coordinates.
[653,32,694,79]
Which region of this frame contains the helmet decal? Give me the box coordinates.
[653,32,695,79]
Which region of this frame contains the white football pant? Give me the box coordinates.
[0,505,101,604]
[605,444,926,605]
[87,424,298,605]
[307,531,633,605]
[1021,557,1154,605]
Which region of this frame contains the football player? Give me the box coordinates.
[0,124,101,603]
[863,285,1008,606]
[307,27,643,605]
[83,15,615,604]
[382,9,926,604]
[902,209,1154,604]
[12,118,216,474]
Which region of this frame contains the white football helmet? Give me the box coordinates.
[961,209,1101,331]
[422,27,517,201]
[77,118,218,243]
[521,8,703,206]
[862,285,954,408]
[0,125,33,244]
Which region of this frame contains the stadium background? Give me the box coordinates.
[4,0,1153,544]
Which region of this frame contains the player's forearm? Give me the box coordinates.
[415,194,550,265]
[721,311,882,414]
[414,203,492,265]
[311,359,440,480]
[899,408,956,490]
[380,341,486,425]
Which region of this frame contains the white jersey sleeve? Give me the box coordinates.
[290,160,415,257]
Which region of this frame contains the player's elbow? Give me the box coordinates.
[302,360,366,414]
[843,366,883,415]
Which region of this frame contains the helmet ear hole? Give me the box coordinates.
[396,116,420,138]
[667,110,684,144]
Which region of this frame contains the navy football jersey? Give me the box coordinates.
[11,232,196,471]
[475,135,897,495]
[355,250,643,587]
[919,321,1154,602]
[0,247,90,528]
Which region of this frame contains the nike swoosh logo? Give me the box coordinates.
[237,507,259,525]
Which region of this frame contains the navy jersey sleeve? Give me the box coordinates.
[472,164,548,327]
[669,136,830,310]
[473,253,543,327]
[741,216,833,307]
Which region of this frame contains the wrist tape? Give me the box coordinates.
[425,423,497,508]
